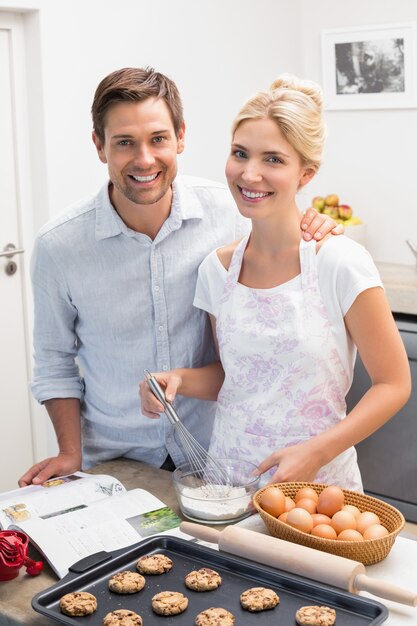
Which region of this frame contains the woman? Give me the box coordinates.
[140,75,410,490]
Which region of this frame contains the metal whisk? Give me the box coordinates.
[144,370,232,496]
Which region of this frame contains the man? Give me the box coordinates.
[19,67,341,487]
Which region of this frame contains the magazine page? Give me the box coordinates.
[13,488,187,579]
[0,472,125,530]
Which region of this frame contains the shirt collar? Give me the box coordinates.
[95,182,124,241]
[170,176,205,222]
[95,176,204,241]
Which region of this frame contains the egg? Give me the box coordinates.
[337,529,364,541]
[284,496,296,512]
[295,497,317,514]
[331,510,357,534]
[356,511,380,535]
[311,524,337,539]
[278,512,288,523]
[363,524,389,540]
[317,486,344,517]
[311,513,332,527]
[295,487,319,503]
[342,504,361,519]
[286,507,314,534]
[259,486,286,517]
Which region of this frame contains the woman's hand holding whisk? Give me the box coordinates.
[139,370,183,418]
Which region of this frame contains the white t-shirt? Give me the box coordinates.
[193,235,383,378]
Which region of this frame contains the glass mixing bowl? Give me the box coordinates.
[173,458,260,525]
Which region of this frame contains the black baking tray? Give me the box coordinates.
[32,535,388,625]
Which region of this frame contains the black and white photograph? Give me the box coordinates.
[335,37,404,94]
[322,23,417,109]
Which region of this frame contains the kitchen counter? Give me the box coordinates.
[376,262,417,315]
[0,458,415,626]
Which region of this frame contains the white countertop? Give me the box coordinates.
[376,262,417,315]
[232,514,417,626]
[362,536,417,624]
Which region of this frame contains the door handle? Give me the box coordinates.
[0,243,25,258]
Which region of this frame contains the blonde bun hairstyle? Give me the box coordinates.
[232,73,326,171]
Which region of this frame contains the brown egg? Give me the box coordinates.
[259,486,286,517]
[296,497,317,514]
[317,486,345,517]
[342,504,361,519]
[331,510,357,534]
[278,512,288,523]
[311,513,332,527]
[295,487,319,503]
[284,496,296,512]
[356,511,380,535]
[286,508,314,534]
[311,524,337,539]
[363,524,389,540]
[337,529,364,541]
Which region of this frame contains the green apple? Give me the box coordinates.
[312,196,325,211]
[325,194,339,207]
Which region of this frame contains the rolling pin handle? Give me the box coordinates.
[354,574,417,607]
[180,521,221,544]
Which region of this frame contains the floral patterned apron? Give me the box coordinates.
[209,234,363,490]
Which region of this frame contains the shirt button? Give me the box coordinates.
[154,285,160,292]
[158,325,164,332]
[162,365,168,371]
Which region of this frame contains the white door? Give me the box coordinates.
[0,14,34,491]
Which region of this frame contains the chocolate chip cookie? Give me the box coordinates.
[102,609,143,626]
[295,605,337,626]
[151,590,188,615]
[59,591,97,616]
[136,553,173,575]
[185,568,222,591]
[194,607,235,626]
[108,571,145,594]
[240,587,280,612]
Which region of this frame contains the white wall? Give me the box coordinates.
[300,0,417,265]
[4,0,303,221]
[3,0,417,267]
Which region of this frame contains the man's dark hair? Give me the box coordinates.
[92,67,184,143]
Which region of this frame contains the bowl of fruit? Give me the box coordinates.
[253,482,405,565]
[311,194,366,245]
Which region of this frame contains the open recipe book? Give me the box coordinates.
[0,472,187,579]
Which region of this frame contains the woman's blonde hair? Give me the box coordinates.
[232,74,325,171]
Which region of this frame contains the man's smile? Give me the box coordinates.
[130,173,160,183]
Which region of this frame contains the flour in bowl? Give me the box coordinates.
[179,485,251,521]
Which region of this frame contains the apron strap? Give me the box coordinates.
[224,234,250,287]
[299,238,318,290]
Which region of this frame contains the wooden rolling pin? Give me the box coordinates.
[180,521,417,607]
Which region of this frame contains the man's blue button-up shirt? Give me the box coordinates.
[31,176,247,469]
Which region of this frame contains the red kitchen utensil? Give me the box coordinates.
[0,530,43,581]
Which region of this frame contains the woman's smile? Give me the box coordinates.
[238,186,274,202]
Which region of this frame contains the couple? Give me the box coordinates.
[21,68,409,490]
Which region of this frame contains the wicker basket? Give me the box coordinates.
[253,482,405,565]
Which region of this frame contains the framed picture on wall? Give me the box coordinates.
[321,22,417,109]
